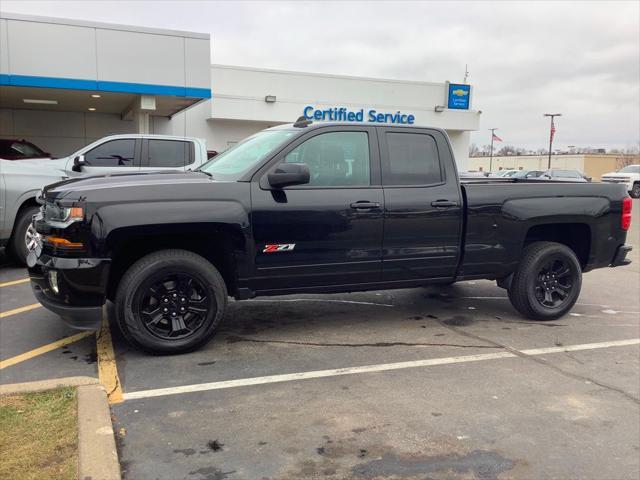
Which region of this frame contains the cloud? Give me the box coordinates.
[3,0,638,149]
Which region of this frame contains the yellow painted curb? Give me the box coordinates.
[97,309,124,404]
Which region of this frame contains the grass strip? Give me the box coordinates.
[0,387,78,480]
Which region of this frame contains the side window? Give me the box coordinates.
[284,132,370,187]
[148,140,192,168]
[383,132,442,186]
[84,139,136,167]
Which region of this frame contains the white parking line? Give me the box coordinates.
[458,296,640,312]
[122,338,640,401]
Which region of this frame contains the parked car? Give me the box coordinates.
[0,139,52,161]
[539,169,589,182]
[601,164,640,198]
[3,134,209,264]
[22,134,209,177]
[459,170,489,179]
[496,169,519,177]
[511,170,543,179]
[0,160,66,263]
[29,122,632,354]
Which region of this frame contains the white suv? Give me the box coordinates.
[601,165,640,198]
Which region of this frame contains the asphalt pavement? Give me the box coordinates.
[0,202,638,480]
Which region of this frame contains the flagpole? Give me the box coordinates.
[543,113,562,169]
[489,128,498,172]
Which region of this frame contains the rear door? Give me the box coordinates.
[142,138,195,171]
[379,127,463,281]
[250,126,384,291]
[80,138,141,175]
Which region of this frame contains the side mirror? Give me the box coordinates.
[268,163,310,188]
[72,155,86,172]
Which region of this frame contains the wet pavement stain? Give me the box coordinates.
[352,450,515,480]
[443,315,475,327]
[207,440,224,452]
[84,351,97,364]
[174,448,197,456]
[187,467,236,480]
[223,335,496,349]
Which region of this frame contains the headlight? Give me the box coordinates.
[43,203,84,227]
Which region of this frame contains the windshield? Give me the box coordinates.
[619,165,640,174]
[199,129,297,180]
[0,141,46,158]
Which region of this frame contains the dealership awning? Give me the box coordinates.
[1,13,211,125]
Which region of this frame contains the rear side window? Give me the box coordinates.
[84,139,136,167]
[383,132,441,185]
[148,140,192,168]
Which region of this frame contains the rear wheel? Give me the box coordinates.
[631,183,640,199]
[508,241,582,320]
[115,249,227,354]
[9,206,40,265]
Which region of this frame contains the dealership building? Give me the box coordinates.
[0,13,479,168]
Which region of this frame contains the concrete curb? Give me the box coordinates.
[0,376,121,480]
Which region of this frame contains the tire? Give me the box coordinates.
[507,241,582,321]
[115,249,228,354]
[9,206,40,266]
[630,183,640,199]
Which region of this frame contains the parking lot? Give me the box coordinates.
[0,204,638,480]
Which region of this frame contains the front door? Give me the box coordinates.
[80,138,141,175]
[250,126,384,292]
[379,127,463,281]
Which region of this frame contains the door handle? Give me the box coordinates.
[431,200,458,208]
[350,201,380,209]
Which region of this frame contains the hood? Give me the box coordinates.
[601,172,632,179]
[42,170,215,202]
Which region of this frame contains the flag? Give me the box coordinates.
[550,118,556,143]
[492,133,503,142]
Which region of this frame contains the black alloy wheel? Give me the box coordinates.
[135,273,212,341]
[507,241,582,320]
[115,249,227,354]
[533,257,575,309]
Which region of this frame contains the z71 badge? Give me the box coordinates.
[263,244,296,253]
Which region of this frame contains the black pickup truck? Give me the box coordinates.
[28,121,633,354]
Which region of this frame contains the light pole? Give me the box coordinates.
[544,113,561,169]
[489,128,498,172]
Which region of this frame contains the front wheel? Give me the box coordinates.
[9,206,40,265]
[115,249,227,354]
[630,183,640,199]
[508,241,582,320]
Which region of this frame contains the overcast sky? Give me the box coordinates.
[3,0,639,151]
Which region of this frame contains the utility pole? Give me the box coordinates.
[489,128,498,172]
[544,113,561,169]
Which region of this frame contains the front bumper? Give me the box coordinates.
[28,252,111,330]
[31,287,103,330]
[611,244,632,267]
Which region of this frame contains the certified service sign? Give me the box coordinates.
[447,83,471,110]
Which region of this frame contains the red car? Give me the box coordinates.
[0,139,52,160]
